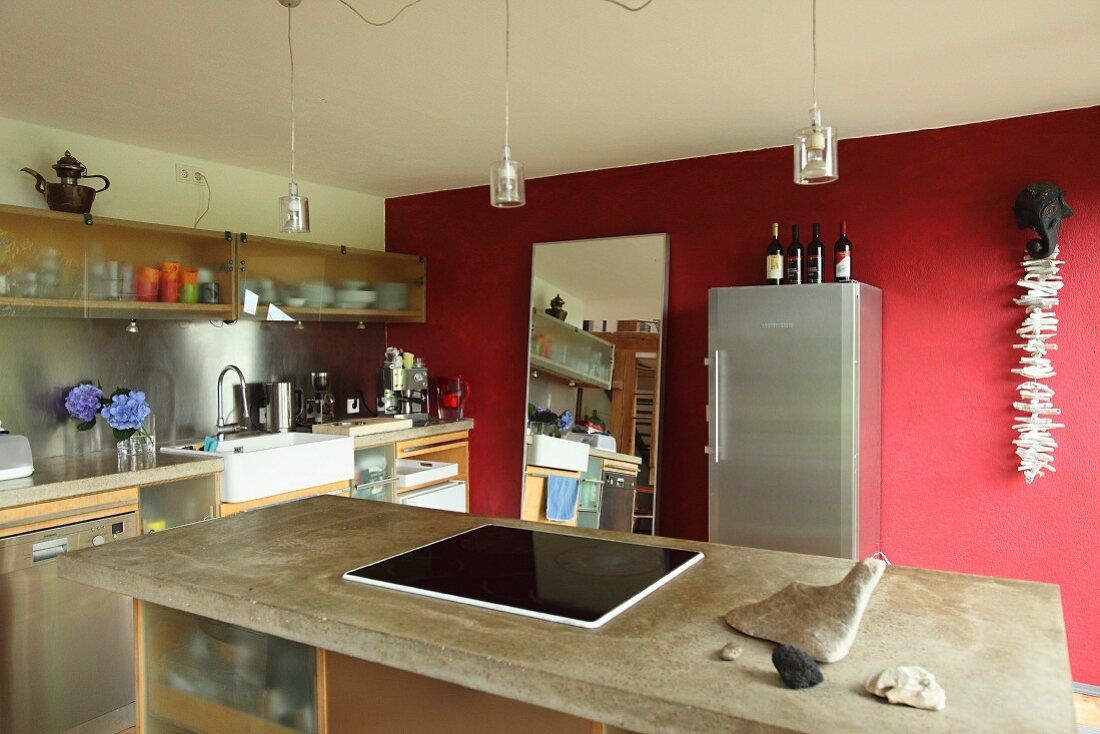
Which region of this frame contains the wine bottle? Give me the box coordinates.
[786,224,803,285]
[766,222,783,285]
[806,223,824,284]
[834,221,852,283]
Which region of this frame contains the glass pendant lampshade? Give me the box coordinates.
[279,181,311,233]
[793,106,837,185]
[490,145,525,207]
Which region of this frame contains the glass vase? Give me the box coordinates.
[129,414,156,456]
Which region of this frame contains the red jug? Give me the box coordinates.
[435,376,471,420]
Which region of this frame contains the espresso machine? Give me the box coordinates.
[377,347,430,424]
[303,371,336,424]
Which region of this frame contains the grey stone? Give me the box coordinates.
[772,645,823,689]
[725,558,886,663]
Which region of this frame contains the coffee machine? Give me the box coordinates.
[303,371,336,424]
[377,347,430,424]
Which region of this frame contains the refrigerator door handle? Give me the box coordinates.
[711,349,723,463]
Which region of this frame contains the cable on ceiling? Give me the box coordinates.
[599,0,655,10]
[335,0,425,26]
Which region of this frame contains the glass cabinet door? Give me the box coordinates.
[351,443,397,502]
[141,604,318,733]
[0,204,235,321]
[529,310,614,389]
[235,234,425,324]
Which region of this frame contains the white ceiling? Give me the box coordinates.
[1,1,1098,198]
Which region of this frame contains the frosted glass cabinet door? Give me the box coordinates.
[0,204,236,321]
[141,603,318,733]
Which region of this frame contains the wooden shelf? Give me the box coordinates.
[256,304,423,323]
[149,682,301,734]
[0,296,235,320]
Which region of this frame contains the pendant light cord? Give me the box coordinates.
[504,0,511,153]
[288,5,297,185]
[811,0,818,109]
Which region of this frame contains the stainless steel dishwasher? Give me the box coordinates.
[0,512,136,734]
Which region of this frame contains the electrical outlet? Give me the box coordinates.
[175,164,207,185]
[346,398,361,415]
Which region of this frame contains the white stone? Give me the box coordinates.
[719,643,742,661]
[724,558,886,663]
[865,666,946,711]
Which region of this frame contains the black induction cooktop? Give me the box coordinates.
[342,524,703,628]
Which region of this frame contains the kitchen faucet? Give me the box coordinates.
[216,365,251,436]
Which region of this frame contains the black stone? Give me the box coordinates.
[772,644,824,689]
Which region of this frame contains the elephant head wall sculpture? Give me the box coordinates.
[1013,182,1073,259]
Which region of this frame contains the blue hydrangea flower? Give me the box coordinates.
[101,391,151,431]
[64,384,103,424]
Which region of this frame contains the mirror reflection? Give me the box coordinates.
[522,234,668,537]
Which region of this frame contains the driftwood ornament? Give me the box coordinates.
[724,558,885,663]
[1011,183,1071,483]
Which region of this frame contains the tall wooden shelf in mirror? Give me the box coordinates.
[524,233,668,536]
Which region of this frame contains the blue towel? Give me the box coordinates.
[202,436,220,452]
[545,476,579,522]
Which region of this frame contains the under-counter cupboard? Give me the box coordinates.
[0,203,425,323]
[0,419,472,733]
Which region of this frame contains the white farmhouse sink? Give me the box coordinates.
[162,432,353,503]
[527,434,590,472]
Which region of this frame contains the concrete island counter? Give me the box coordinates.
[59,496,1074,733]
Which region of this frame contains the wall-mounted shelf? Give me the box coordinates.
[529,310,614,390]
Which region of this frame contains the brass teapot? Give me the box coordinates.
[22,151,110,214]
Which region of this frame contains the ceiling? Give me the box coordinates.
[2,1,1098,198]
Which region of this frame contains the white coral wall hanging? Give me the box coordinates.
[1011,182,1074,483]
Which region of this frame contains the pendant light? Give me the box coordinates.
[278,0,311,232]
[793,0,837,185]
[489,0,525,207]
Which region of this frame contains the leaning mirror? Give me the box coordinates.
[521,234,668,537]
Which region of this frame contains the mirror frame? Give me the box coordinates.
[523,233,670,535]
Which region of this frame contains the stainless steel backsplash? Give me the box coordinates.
[0,318,385,458]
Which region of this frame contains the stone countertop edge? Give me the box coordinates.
[57,497,1075,734]
[0,451,223,510]
[351,418,474,449]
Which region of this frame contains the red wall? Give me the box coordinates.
[387,106,1100,683]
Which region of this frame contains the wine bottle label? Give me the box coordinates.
[766,254,783,280]
[786,256,802,283]
[807,255,821,282]
[836,251,851,279]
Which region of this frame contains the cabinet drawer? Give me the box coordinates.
[395,431,469,457]
[396,459,458,489]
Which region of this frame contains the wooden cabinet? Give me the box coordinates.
[0,204,426,324]
[236,233,425,324]
[394,430,470,508]
[521,465,582,527]
[529,310,614,389]
[138,603,320,734]
[0,203,235,321]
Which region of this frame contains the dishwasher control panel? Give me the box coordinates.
[2,512,136,570]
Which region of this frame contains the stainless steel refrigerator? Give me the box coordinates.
[706,282,881,559]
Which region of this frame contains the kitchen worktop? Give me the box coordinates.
[588,446,642,465]
[349,417,473,449]
[0,450,223,511]
[59,496,1074,733]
